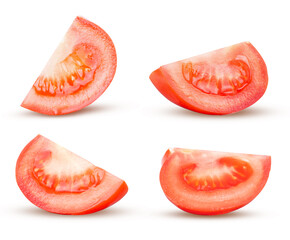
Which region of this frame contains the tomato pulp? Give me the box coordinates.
[150,42,268,115]
[22,16,117,115]
[16,135,128,215]
[160,148,271,215]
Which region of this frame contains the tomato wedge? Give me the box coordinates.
[16,135,128,215]
[159,148,271,215]
[21,16,117,115]
[150,42,268,115]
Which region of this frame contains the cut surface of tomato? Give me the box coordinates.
[22,16,117,115]
[150,42,268,115]
[160,148,271,215]
[16,135,128,215]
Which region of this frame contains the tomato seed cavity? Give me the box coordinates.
[182,57,251,96]
[33,167,104,193]
[183,157,253,191]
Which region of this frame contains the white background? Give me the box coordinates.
[0,0,289,239]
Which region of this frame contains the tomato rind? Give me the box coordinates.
[160,148,271,215]
[150,42,268,115]
[16,135,128,215]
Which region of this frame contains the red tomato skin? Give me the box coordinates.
[74,180,128,215]
[150,42,268,115]
[160,148,271,215]
[16,135,128,215]
[21,17,117,115]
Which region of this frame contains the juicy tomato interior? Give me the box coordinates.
[182,157,253,191]
[160,148,271,215]
[150,42,268,115]
[182,57,251,96]
[34,43,101,96]
[22,16,117,115]
[32,147,104,194]
[16,135,128,215]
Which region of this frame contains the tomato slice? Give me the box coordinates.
[16,135,128,215]
[21,16,117,115]
[150,42,268,115]
[159,148,271,215]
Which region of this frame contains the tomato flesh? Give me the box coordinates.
[16,135,128,215]
[22,17,117,115]
[160,148,271,215]
[150,42,268,115]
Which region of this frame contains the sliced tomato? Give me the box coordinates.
[150,42,268,115]
[16,135,128,215]
[21,16,117,115]
[159,148,271,215]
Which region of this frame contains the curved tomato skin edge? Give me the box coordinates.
[71,180,128,215]
[247,42,268,82]
[176,204,241,215]
[15,135,42,177]
[74,16,118,115]
[16,135,128,215]
[149,68,207,114]
[16,135,42,206]
[159,150,271,215]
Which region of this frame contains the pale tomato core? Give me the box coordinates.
[32,148,104,193]
[182,157,253,191]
